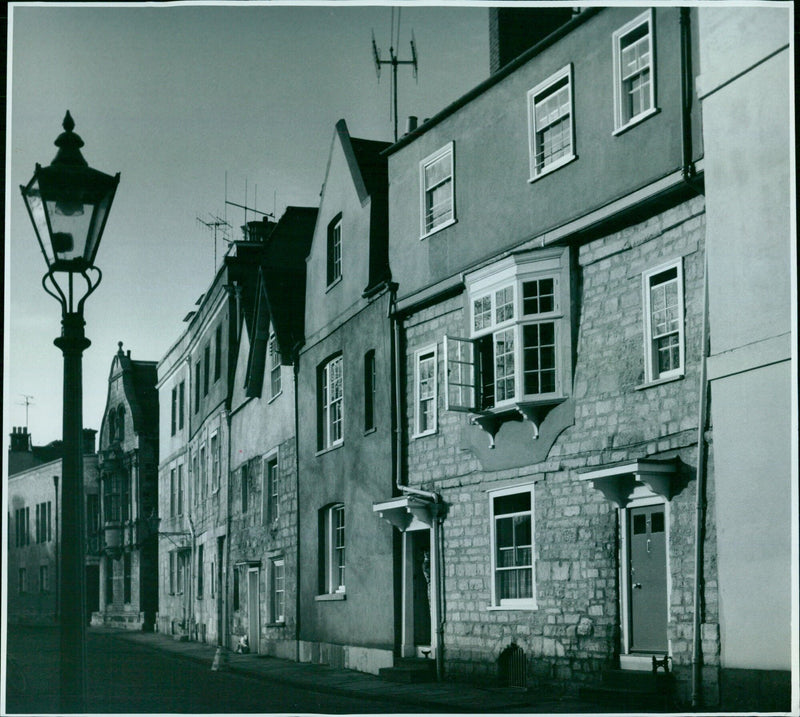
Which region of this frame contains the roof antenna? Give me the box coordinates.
[372,14,418,142]
[18,394,34,430]
[197,214,232,274]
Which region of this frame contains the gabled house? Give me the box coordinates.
[93,342,159,630]
[378,5,722,706]
[296,120,396,674]
[228,206,316,658]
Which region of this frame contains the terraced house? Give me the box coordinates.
[373,6,792,711]
[156,224,270,644]
[228,206,316,658]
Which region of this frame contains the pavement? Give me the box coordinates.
[105,628,606,714]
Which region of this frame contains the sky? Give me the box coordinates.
[4,2,490,448]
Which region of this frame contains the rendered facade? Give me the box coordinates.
[7,428,101,625]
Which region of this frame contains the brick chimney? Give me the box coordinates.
[82,428,97,455]
[489,7,576,74]
[9,426,31,452]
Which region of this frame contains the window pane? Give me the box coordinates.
[494,328,515,402]
[495,492,531,516]
[495,286,515,324]
[523,322,557,395]
[473,295,492,332]
[534,77,571,172]
[523,278,554,315]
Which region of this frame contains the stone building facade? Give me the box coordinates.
[156,235,267,643]
[7,428,100,625]
[377,5,736,708]
[228,206,316,658]
[93,342,159,630]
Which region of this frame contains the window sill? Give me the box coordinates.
[528,154,577,183]
[420,217,457,241]
[363,427,377,436]
[412,428,438,440]
[267,620,286,627]
[486,603,538,611]
[267,390,283,405]
[325,276,343,293]
[634,373,684,391]
[315,592,346,602]
[315,442,343,457]
[613,107,660,136]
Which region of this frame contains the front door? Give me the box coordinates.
[247,568,260,653]
[628,504,667,652]
[412,531,432,649]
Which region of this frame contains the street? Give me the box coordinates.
[5,627,438,714]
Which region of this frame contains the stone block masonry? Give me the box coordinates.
[402,197,719,701]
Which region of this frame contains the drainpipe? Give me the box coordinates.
[680,8,710,708]
[293,346,302,663]
[691,253,710,709]
[391,287,445,681]
[224,409,233,652]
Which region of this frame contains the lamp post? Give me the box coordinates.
[20,111,119,713]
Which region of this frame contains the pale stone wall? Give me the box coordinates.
[402,197,719,702]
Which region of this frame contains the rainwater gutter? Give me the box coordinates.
[390,285,445,682]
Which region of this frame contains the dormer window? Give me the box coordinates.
[445,247,573,443]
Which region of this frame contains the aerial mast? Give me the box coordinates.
[372,10,418,142]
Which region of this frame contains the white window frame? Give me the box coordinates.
[642,259,685,383]
[320,355,344,449]
[323,504,346,594]
[200,443,207,499]
[271,558,286,623]
[413,344,438,437]
[488,483,537,610]
[612,10,657,134]
[420,141,455,239]
[444,251,567,414]
[211,432,220,492]
[527,64,576,181]
[268,332,282,400]
[261,450,279,526]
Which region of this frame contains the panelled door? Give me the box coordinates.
[628,504,668,652]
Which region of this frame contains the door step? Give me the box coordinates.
[580,669,674,711]
[379,658,437,683]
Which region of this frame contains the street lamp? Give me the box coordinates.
[20,111,119,713]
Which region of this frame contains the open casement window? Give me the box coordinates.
[489,485,536,609]
[643,260,684,382]
[445,248,572,445]
[262,455,279,526]
[420,142,455,238]
[613,10,656,133]
[528,64,575,180]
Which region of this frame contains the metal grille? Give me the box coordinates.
[498,642,527,688]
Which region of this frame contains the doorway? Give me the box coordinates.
[627,504,668,653]
[247,567,260,653]
[411,531,432,650]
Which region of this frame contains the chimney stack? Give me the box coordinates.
[9,426,31,453]
[82,428,97,455]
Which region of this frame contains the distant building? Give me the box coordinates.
[92,342,159,630]
[7,428,100,625]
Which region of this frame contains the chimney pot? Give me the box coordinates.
[406,115,418,134]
